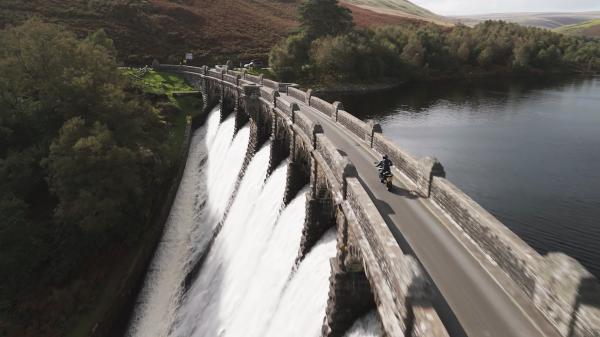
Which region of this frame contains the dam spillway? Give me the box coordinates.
[127,107,381,337]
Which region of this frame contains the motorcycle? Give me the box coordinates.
[375,163,394,191]
[381,170,393,191]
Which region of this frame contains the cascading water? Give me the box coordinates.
[127,106,249,337]
[225,186,309,337]
[344,312,383,337]
[204,115,250,225]
[126,120,210,337]
[262,230,338,337]
[169,155,289,337]
[129,105,379,337]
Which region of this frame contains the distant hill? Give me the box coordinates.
[342,0,435,18]
[454,12,600,29]
[341,0,450,25]
[554,18,600,38]
[0,0,438,65]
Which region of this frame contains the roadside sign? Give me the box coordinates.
[185,53,193,60]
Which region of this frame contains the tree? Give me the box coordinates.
[298,0,354,38]
[0,19,168,308]
[47,118,147,240]
[269,32,312,81]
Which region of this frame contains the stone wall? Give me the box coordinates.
[336,110,370,143]
[208,68,222,79]
[275,96,297,120]
[288,86,310,104]
[430,176,540,296]
[259,86,278,105]
[223,73,239,85]
[310,96,336,118]
[244,73,262,85]
[533,253,600,336]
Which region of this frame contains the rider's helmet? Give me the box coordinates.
[383,154,388,159]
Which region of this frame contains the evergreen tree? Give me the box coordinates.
[298,0,354,38]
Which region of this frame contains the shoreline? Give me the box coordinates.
[302,70,597,96]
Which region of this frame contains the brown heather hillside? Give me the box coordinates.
[0,0,431,65]
[0,0,299,64]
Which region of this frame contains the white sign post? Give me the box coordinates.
[185,53,193,61]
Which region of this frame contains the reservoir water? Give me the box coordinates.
[328,76,600,278]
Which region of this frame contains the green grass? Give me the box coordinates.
[122,68,196,96]
[554,18,600,36]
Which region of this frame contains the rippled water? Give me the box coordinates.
[329,76,600,277]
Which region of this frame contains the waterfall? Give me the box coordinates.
[169,155,289,337]
[126,107,249,337]
[129,106,374,337]
[262,230,338,337]
[126,120,210,337]
[344,312,383,337]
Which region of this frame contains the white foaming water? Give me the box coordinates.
[169,159,289,337]
[126,125,209,337]
[225,187,309,337]
[127,107,250,337]
[262,229,338,337]
[344,312,383,337]
[204,106,221,148]
[205,116,250,224]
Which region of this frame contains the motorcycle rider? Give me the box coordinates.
[376,155,393,183]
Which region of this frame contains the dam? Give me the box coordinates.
[126,64,600,337]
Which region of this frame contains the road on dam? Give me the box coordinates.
[281,94,562,337]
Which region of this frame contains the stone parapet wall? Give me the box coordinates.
[244,73,262,84]
[259,86,278,105]
[430,176,540,296]
[288,86,310,104]
[223,73,238,85]
[315,134,354,186]
[275,96,297,120]
[310,96,336,118]
[533,253,600,337]
[411,304,451,337]
[208,69,222,79]
[262,78,280,91]
[336,110,370,143]
[294,109,322,148]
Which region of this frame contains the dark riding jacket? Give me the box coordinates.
[377,158,393,172]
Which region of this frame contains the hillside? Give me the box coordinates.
[454,12,600,29]
[0,0,299,64]
[341,0,450,25]
[342,0,434,18]
[555,18,600,38]
[0,0,436,65]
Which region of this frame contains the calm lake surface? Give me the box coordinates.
[328,76,600,278]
